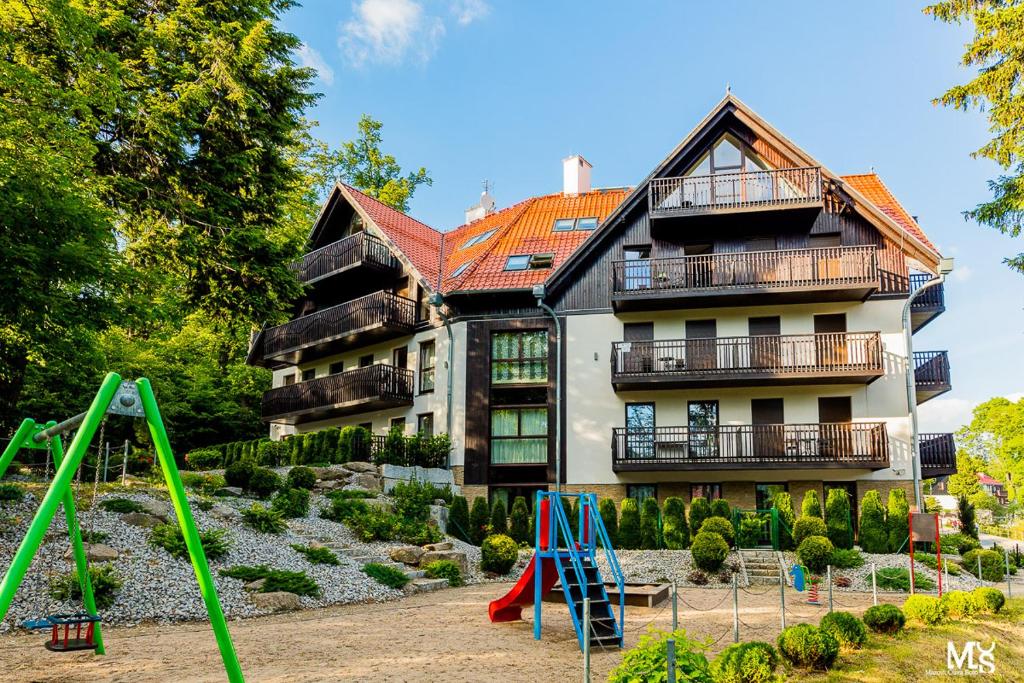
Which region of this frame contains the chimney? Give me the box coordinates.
[563,155,592,195]
[464,186,496,224]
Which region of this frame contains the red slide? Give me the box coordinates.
[488,554,561,622]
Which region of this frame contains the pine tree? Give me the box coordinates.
[958,495,978,540]
[773,491,796,550]
[618,499,641,549]
[509,496,530,545]
[886,488,911,553]
[640,497,662,549]
[858,490,888,553]
[710,498,731,519]
[689,496,711,536]
[490,499,508,536]
[825,488,853,550]
[469,497,491,545]
[448,495,471,544]
[801,490,823,518]
[598,498,619,545]
[662,497,690,549]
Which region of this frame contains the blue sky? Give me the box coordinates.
[282,0,1023,433]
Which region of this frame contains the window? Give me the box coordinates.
[504,254,554,271]
[688,400,719,458]
[359,354,374,368]
[417,413,434,437]
[528,253,554,269]
[490,407,548,464]
[504,255,530,271]
[553,217,598,232]
[390,417,406,433]
[392,346,408,368]
[576,217,598,231]
[358,422,373,432]
[419,341,436,393]
[690,484,722,501]
[461,228,497,249]
[283,373,297,386]
[625,403,655,460]
[329,361,345,375]
[451,261,473,278]
[491,331,548,384]
[627,484,657,503]
[755,483,789,511]
[301,368,316,382]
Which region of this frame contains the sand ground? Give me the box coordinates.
[1,583,898,682]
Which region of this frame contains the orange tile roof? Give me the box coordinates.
[841,173,936,251]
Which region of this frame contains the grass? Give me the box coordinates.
[791,598,1024,681]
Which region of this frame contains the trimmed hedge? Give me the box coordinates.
[858,490,888,553]
[481,534,518,574]
[793,515,827,548]
[619,498,641,550]
[662,497,689,550]
[824,488,852,550]
[689,496,711,537]
[691,531,729,572]
[639,497,662,549]
[797,535,834,573]
[940,590,983,620]
[903,594,946,625]
[972,587,1005,614]
[863,604,905,634]
[699,516,735,546]
[777,624,839,670]
[819,611,866,649]
[710,641,779,683]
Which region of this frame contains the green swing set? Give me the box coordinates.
[0,372,245,682]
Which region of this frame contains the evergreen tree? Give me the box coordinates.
[958,495,978,540]
[448,496,471,543]
[662,497,690,549]
[598,498,619,545]
[710,498,731,519]
[561,496,577,539]
[469,497,491,545]
[639,497,662,549]
[618,499,641,550]
[886,488,911,553]
[689,496,711,536]
[801,490,823,518]
[858,490,888,553]
[825,488,853,550]
[490,499,508,535]
[772,491,796,550]
[509,496,530,545]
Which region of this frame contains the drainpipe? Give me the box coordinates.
[532,284,561,493]
[902,258,953,510]
[429,292,454,469]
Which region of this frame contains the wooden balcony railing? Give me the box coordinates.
[914,351,951,392]
[611,422,889,471]
[909,273,946,332]
[612,246,878,300]
[261,291,415,360]
[649,167,822,216]
[611,332,883,388]
[920,433,956,477]
[262,364,414,422]
[289,232,400,284]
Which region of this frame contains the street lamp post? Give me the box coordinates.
[533,284,561,493]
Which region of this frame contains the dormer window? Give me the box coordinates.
[553,217,598,232]
[505,254,554,271]
[461,228,497,249]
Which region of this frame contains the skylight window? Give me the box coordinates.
[576,217,598,231]
[505,254,554,271]
[461,228,497,249]
[451,261,472,278]
[504,255,531,271]
[552,217,598,232]
[553,218,575,232]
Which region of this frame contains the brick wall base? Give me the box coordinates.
[857,480,919,510]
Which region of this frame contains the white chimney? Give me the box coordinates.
[563,155,592,195]
[464,188,496,224]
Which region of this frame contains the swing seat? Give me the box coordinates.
[23,613,101,652]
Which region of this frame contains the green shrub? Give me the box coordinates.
[828,547,864,569]
[220,565,320,596]
[958,494,978,540]
[290,544,339,565]
[98,497,145,514]
[49,563,122,610]
[940,590,983,620]
[793,515,827,548]
[691,531,729,572]
[824,488,852,550]
[338,426,372,462]
[242,503,287,534]
[972,587,1005,614]
[640,497,662,549]
[819,611,866,649]
[936,532,981,556]
[662,497,689,550]
[797,535,834,573]
[710,641,778,683]
[80,529,109,544]
[597,498,618,546]
[915,552,962,575]
[319,495,368,523]
[710,498,731,520]
[609,628,711,683]
[689,496,711,537]
[469,497,490,545]
[858,490,888,553]
[392,478,451,523]
[247,467,280,498]
[448,495,471,543]
[508,496,531,545]
[903,594,946,625]
[224,460,255,489]
[886,488,910,553]
[286,466,317,490]
[564,497,578,538]
[863,604,905,634]
[0,483,25,503]
[737,513,765,549]
[423,559,463,587]
[777,624,838,670]
[271,487,310,519]
[184,448,223,470]
[963,548,1005,581]
[773,492,796,550]
[481,534,519,574]
[149,523,230,560]
[362,561,410,588]
[618,498,641,550]
[490,499,508,535]
[181,472,227,497]
[874,566,935,591]
[801,490,822,518]
[699,516,734,546]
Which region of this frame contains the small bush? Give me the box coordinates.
[618,498,641,549]
[940,590,983,620]
[98,497,145,514]
[489,499,508,535]
[858,490,888,553]
[699,516,734,546]
[915,552,962,576]
[242,503,287,534]
[737,513,765,549]
[886,488,910,553]
[184,448,223,470]
[448,495,471,543]
[481,533,519,574]
[347,506,441,545]
[392,478,450,524]
[220,565,320,596]
[181,472,227,496]
[711,641,779,683]
[828,548,864,569]
[819,611,867,649]
[972,587,1005,614]
[319,495,369,523]
[49,563,122,610]
[286,466,317,490]
[508,496,531,545]
[81,529,110,544]
[962,549,1005,582]
[362,562,409,589]
[903,594,946,625]
[793,516,828,548]
[271,487,310,519]
[469,497,490,545]
[0,483,25,503]
[148,523,231,560]
[797,535,834,573]
[423,559,463,587]
[224,460,255,489]
[640,497,662,549]
[801,490,822,518]
[777,624,838,670]
[875,567,935,592]
[936,533,982,556]
[824,488,852,550]
[247,467,281,499]
[598,498,619,546]
[662,497,689,550]
[688,569,709,585]
[692,531,729,572]
[290,544,339,565]
[609,628,711,683]
[710,498,731,520]
[689,496,711,536]
[773,492,796,550]
[863,604,905,634]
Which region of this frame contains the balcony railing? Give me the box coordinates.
[611,422,889,471]
[262,364,414,423]
[611,332,883,389]
[909,273,946,332]
[289,232,400,285]
[649,167,822,217]
[261,291,416,362]
[914,351,951,404]
[920,433,956,478]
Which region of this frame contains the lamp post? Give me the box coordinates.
[903,257,954,510]
[533,284,561,493]
[428,292,455,469]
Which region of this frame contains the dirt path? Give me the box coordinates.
[1,584,898,682]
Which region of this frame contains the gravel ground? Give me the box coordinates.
[781,550,992,592]
[596,549,747,587]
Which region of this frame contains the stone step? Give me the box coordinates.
[408,578,448,593]
[404,569,426,579]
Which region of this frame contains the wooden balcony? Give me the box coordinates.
[648,167,823,231]
[290,232,401,286]
[611,422,889,472]
[262,364,414,424]
[914,351,951,405]
[611,246,879,312]
[909,273,946,332]
[920,433,956,478]
[611,332,883,391]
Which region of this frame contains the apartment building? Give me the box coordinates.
[247,94,957,512]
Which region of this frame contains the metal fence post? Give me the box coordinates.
[871,562,878,606]
[671,580,678,631]
[1007,548,1013,599]
[121,440,129,485]
[779,574,786,630]
[103,442,110,482]
[827,565,833,613]
[732,573,739,643]
[667,638,676,683]
[978,555,984,584]
[583,597,591,683]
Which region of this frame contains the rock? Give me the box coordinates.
[433,499,448,506]
[423,541,452,552]
[138,499,172,521]
[216,487,243,497]
[314,468,351,481]
[389,546,425,565]
[315,479,345,491]
[428,504,448,534]
[65,543,119,562]
[243,578,267,592]
[251,591,302,612]
[419,550,468,574]
[209,504,241,521]
[343,461,378,474]
[349,473,382,491]
[121,512,163,528]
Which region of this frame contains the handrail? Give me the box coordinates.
[289,232,399,283]
[582,493,624,638]
[913,351,950,386]
[910,273,945,309]
[547,493,591,648]
[650,166,822,214]
[261,364,414,419]
[919,433,956,469]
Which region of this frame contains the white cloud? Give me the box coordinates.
[451,0,489,25]
[339,0,445,67]
[1006,392,1024,402]
[296,43,335,86]
[950,263,972,282]
[918,397,973,433]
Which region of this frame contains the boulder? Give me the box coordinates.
[349,473,382,491]
[65,543,119,562]
[314,468,350,481]
[138,499,172,521]
[389,545,425,565]
[209,504,242,521]
[122,512,163,528]
[216,487,243,497]
[315,479,345,491]
[423,541,453,552]
[243,578,267,592]
[419,550,468,574]
[428,505,448,534]
[343,461,378,474]
[252,591,302,612]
